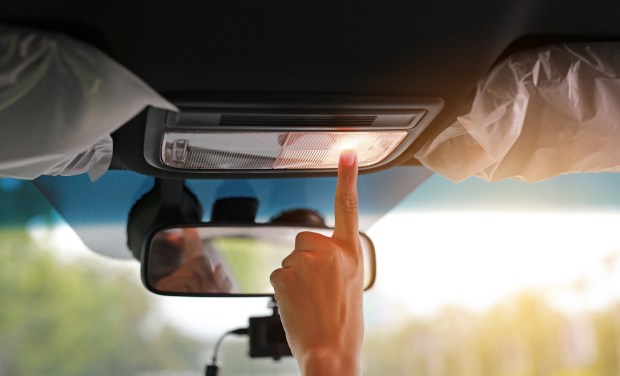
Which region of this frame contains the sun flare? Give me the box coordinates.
[368,211,620,316]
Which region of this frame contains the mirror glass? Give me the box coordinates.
[144,225,376,296]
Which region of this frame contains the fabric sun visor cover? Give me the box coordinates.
[415,43,620,182]
[0,25,176,181]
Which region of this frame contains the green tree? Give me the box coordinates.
[0,229,204,376]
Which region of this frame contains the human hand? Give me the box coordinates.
[154,228,233,293]
[270,151,363,376]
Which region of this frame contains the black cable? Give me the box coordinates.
[212,327,248,364]
[206,327,249,376]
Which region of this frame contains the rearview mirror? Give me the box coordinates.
[142,225,376,296]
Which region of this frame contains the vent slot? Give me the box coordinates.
[219,114,377,127]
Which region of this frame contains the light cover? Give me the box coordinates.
[161,131,407,170]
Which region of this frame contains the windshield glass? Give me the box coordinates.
[2,172,620,375]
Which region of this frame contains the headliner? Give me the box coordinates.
[4,0,620,161]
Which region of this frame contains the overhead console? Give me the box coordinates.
[138,95,443,178]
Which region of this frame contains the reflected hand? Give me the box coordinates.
[270,151,364,376]
[154,254,232,293]
[154,228,233,293]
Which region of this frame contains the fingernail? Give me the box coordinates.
[340,150,357,166]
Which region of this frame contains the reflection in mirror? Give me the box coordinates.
[145,226,376,296]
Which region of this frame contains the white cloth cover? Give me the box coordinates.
[415,43,620,182]
[0,25,177,181]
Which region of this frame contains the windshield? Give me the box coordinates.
[2,172,620,375]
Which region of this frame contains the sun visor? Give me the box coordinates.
[0,25,177,181]
[415,43,620,182]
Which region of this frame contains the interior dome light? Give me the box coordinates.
[142,97,444,174]
[161,131,407,170]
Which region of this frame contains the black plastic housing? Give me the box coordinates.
[248,313,292,360]
[140,223,377,298]
[143,95,443,178]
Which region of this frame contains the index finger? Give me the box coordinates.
[332,150,359,245]
[182,228,206,259]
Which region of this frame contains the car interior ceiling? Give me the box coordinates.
[3,2,620,373]
[4,0,620,180]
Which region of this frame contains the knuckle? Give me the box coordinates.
[338,193,359,211]
[269,269,282,286]
[270,268,293,290]
[295,231,327,250]
[295,231,312,243]
[291,251,312,268]
[282,252,298,268]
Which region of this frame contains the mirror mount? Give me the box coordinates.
[130,185,377,297]
[248,297,293,360]
[211,197,259,223]
[127,178,203,260]
[205,297,292,375]
[128,178,263,260]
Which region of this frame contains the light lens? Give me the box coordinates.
[161,131,407,170]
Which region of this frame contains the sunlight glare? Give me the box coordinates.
[368,211,620,316]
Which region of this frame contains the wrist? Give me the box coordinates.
[299,347,361,376]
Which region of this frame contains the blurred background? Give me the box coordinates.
[1,172,620,376]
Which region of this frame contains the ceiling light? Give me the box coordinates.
[161,131,407,170]
[143,97,444,174]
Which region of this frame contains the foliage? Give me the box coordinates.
[0,230,204,376]
[362,293,620,376]
[4,179,620,375]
